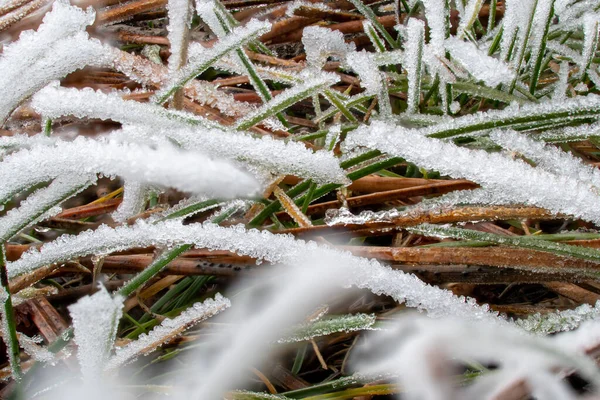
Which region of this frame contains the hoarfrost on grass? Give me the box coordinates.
[345,121,600,224]
[105,294,230,370]
[117,125,349,185]
[515,301,600,335]
[0,137,259,204]
[278,313,377,343]
[8,220,503,324]
[490,129,600,189]
[445,37,515,87]
[69,285,123,380]
[0,1,116,124]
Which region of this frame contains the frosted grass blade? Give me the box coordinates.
[445,37,515,87]
[490,129,600,189]
[346,0,397,48]
[346,120,600,224]
[405,19,424,114]
[0,175,92,242]
[528,0,554,94]
[111,180,150,223]
[119,125,349,185]
[0,137,259,205]
[408,223,600,267]
[32,84,222,129]
[235,75,337,130]
[278,313,377,343]
[579,14,600,78]
[515,302,600,335]
[0,1,115,124]
[457,0,484,38]
[155,19,271,104]
[416,94,600,138]
[68,285,123,380]
[105,294,230,370]
[7,220,503,324]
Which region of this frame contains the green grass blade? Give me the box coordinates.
[408,223,600,267]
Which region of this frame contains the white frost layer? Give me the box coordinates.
[421,0,447,55]
[490,130,600,189]
[445,37,515,87]
[111,180,150,223]
[405,18,424,114]
[105,294,230,370]
[345,120,600,224]
[167,0,193,75]
[0,137,258,204]
[0,175,92,242]
[68,285,123,380]
[31,84,221,130]
[156,19,271,103]
[117,125,349,185]
[8,220,503,324]
[0,1,115,123]
[515,301,600,335]
[412,94,600,138]
[302,26,356,69]
[234,73,338,130]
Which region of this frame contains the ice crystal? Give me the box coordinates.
[68,285,123,379]
[445,37,515,87]
[345,121,600,224]
[0,137,259,204]
[8,220,504,324]
[105,294,230,370]
[515,302,600,335]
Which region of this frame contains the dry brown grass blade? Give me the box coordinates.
[0,0,47,33]
[280,205,557,236]
[22,297,69,343]
[96,0,167,24]
[543,282,600,305]
[344,246,600,275]
[276,180,478,221]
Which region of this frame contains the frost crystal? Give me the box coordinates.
[0,137,259,204]
[105,294,230,370]
[445,37,515,87]
[8,220,504,324]
[0,1,116,123]
[278,313,377,343]
[345,121,600,224]
[514,301,600,335]
[68,285,123,380]
[117,125,349,185]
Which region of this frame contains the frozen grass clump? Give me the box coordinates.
[3,0,600,398]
